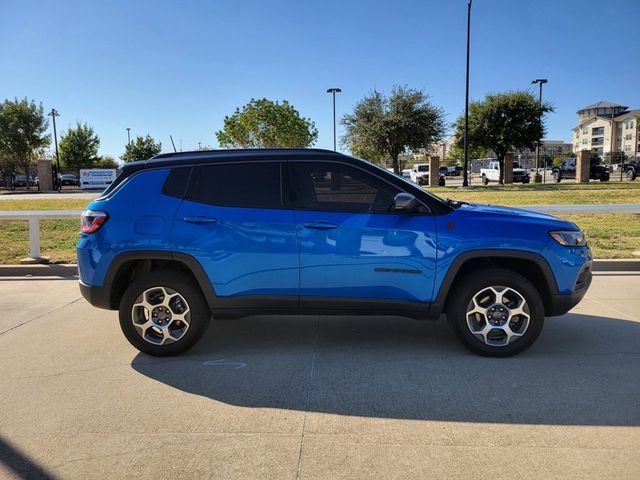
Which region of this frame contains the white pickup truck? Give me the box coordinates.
[410,163,430,185]
[480,161,530,184]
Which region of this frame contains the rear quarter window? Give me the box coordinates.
[187,162,282,209]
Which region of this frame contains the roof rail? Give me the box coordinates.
[152,148,338,160]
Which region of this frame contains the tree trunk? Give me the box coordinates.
[392,155,400,175]
[497,154,505,185]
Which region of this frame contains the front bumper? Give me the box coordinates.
[546,263,592,316]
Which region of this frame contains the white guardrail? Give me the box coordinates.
[0,210,82,260]
[1,205,640,262]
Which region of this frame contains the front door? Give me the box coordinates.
[290,161,438,309]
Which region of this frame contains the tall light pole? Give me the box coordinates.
[327,88,342,151]
[531,78,548,182]
[462,0,472,187]
[48,108,60,190]
[126,127,131,145]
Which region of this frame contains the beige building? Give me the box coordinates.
[572,101,639,160]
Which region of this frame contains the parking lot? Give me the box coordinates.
[1,273,639,479]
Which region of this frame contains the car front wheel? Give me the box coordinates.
[447,268,544,357]
[119,270,210,356]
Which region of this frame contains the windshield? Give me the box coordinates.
[417,165,428,172]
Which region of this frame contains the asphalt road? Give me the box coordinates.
[0,274,639,479]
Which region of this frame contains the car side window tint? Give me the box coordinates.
[162,167,192,199]
[188,162,282,209]
[293,162,399,213]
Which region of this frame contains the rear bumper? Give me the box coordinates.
[79,281,114,310]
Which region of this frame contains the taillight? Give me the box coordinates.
[81,210,108,233]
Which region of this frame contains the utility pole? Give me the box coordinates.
[327,88,342,151]
[48,108,61,191]
[462,0,472,187]
[531,78,548,183]
[126,127,131,145]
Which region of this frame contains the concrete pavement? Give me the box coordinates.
[0,274,639,479]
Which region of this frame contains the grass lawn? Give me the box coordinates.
[0,183,638,263]
[427,181,640,205]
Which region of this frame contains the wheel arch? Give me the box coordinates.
[104,251,216,310]
[433,250,558,316]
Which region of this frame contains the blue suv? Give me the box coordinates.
[78,149,592,357]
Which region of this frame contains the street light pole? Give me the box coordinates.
[462,0,472,187]
[48,108,61,191]
[531,78,548,183]
[327,88,342,151]
[126,127,131,145]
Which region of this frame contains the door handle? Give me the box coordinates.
[303,221,338,230]
[183,216,218,224]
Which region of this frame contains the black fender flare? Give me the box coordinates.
[430,249,559,315]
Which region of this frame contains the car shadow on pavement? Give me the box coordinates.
[131,312,640,426]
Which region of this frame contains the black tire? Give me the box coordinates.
[482,174,488,185]
[439,176,446,187]
[553,171,561,183]
[119,270,210,356]
[626,169,636,181]
[446,268,545,357]
[600,173,608,182]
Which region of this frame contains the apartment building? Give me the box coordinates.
[572,101,639,160]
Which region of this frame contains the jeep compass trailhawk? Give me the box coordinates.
[78,149,592,357]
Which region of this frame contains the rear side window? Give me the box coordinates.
[187,162,282,209]
[162,167,192,198]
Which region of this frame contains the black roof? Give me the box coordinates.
[123,148,345,172]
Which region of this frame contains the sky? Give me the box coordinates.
[1,0,638,159]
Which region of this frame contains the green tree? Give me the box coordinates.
[121,134,162,162]
[341,86,446,174]
[0,98,50,189]
[59,122,100,174]
[95,155,119,169]
[216,98,318,148]
[452,91,552,184]
[445,135,486,166]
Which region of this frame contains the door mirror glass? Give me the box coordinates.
[393,192,419,212]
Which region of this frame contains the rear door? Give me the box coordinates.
[173,160,298,308]
[290,160,438,310]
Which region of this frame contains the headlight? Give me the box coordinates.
[549,230,587,246]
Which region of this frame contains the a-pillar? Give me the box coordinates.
[576,149,591,183]
[503,154,514,184]
[37,160,54,191]
[428,156,440,187]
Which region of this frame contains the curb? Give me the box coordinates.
[0,264,78,277]
[1,259,639,278]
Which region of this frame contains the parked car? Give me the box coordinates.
[410,164,445,186]
[552,157,609,182]
[401,169,411,180]
[480,161,530,184]
[60,174,79,186]
[14,174,28,187]
[78,148,592,357]
[624,160,640,181]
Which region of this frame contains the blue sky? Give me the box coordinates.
[1,0,638,159]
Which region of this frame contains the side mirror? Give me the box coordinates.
[393,192,419,212]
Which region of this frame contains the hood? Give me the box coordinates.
[456,202,576,228]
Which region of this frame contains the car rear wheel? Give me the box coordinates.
[447,268,544,357]
[553,171,561,182]
[119,270,210,356]
[626,169,636,181]
[482,174,488,185]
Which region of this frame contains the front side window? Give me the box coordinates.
[188,162,282,209]
[292,162,400,213]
